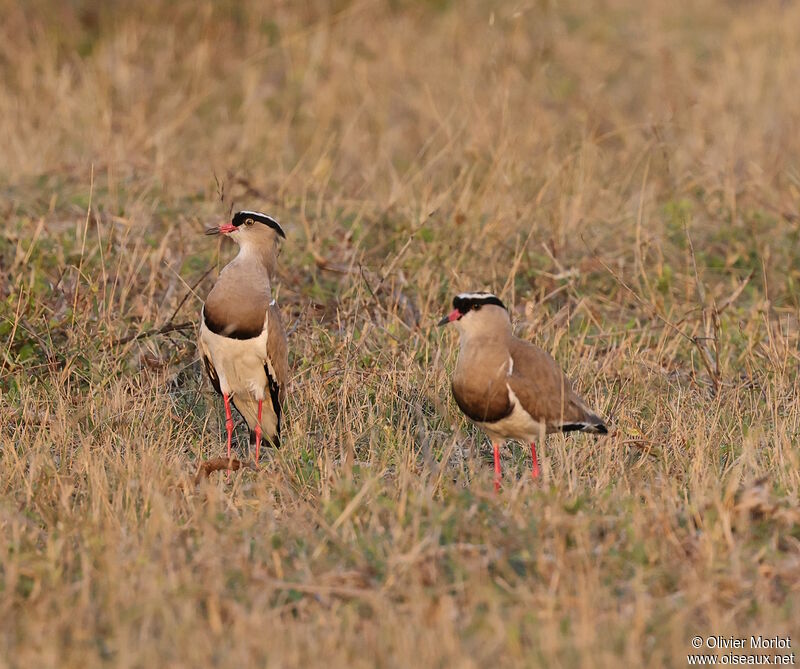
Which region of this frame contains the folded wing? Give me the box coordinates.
[507,339,607,434]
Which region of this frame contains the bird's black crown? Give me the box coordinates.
[453,292,507,313]
[232,211,286,238]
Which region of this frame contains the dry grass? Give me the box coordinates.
[2,1,800,666]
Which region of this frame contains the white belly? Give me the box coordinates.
[199,321,269,400]
[476,384,544,443]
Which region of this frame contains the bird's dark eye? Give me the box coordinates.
[245,218,254,226]
[472,303,480,311]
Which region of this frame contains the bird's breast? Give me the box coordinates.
[199,320,270,398]
[451,376,513,423]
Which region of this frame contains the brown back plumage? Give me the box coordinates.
[507,338,605,433]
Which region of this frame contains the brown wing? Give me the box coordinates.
[507,338,606,434]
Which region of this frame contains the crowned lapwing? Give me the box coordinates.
[198,211,289,467]
[439,292,607,491]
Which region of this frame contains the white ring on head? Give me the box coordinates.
[456,292,499,301]
[237,210,272,219]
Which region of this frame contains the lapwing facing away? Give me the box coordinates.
[439,292,607,491]
[198,211,289,466]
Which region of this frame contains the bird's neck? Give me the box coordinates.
[234,243,276,276]
[460,331,510,353]
[458,321,512,349]
[455,332,513,390]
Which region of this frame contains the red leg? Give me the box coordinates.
[493,442,501,493]
[223,393,234,474]
[254,399,263,466]
[530,441,540,479]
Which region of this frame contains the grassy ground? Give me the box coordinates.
[2,1,800,666]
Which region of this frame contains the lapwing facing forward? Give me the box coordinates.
[198,211,289,466]
[439,292,607,491]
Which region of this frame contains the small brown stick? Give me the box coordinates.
[620,439,661,458]
[194,457,257,485]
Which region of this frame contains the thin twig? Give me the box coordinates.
[113,265,214,347]
[166,266,215,324]
[113,321,195,346]
[717,271,754,315]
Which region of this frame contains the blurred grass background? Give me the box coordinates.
[1,0,799,666]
